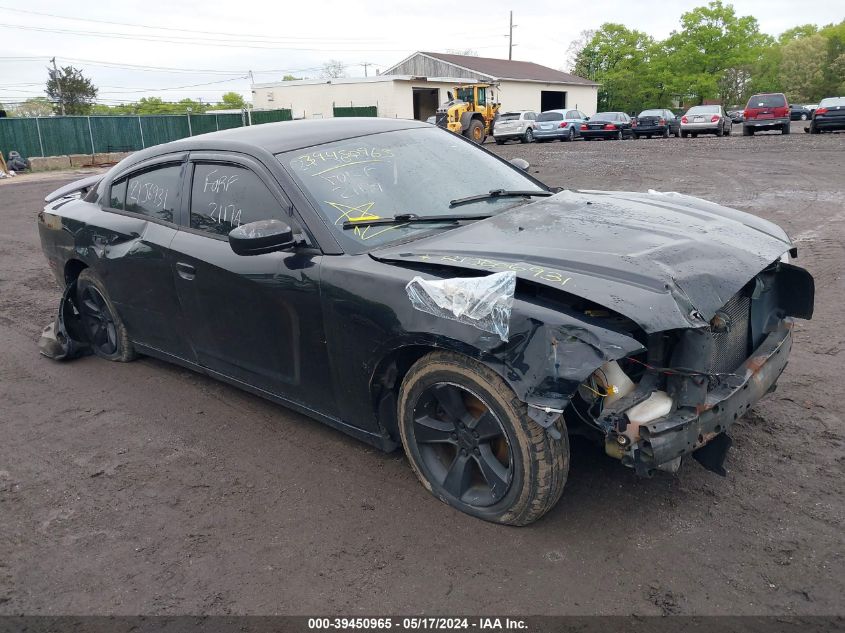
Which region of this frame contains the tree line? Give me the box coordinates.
[2,64,247,117]
[569,1,845,113]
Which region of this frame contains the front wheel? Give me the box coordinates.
[76,269,136,362]
[398,351,569,525]
[464,119,485,143]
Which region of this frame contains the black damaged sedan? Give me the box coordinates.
[38,118,814,525]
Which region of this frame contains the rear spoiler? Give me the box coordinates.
[44,174,103,204]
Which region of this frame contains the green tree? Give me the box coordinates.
[780,34,828,101]
[779,24,818,44]
[209,91,245,110]
[46,65,97,115]
[666,1,768,104]
[282,75,302,81]
[572,23,666,112]
[11,97,54,117]
[819,20,845,95]
[321,60,346,79]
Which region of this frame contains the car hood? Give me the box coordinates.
[371,189,793,333]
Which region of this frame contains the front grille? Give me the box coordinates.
[707,294,751,374]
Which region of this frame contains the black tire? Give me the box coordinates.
[464,119,484,144]
[76,269,136,362]
[521,128,534,143]
[743,126,754,136]
[646,134,652,139]
[662,127,669,139]
[725,125,732,136]
[681,130,688,138]
[398,351,569,526]
[691,132,698,138]
[782,122,791,135]
[716,126,724,137]
[564,127,574,142]
[810,125,820,134]
[495,138,505,145]
[616,130,623,140]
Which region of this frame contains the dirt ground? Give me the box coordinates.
[1,122,843,616]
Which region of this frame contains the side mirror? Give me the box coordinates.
[229,219,295,256]
[509,158,530,171]
[447,91,454,101]
[584,116,590,121]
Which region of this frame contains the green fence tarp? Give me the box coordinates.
[0,109,294,159]
[332,105,378,118]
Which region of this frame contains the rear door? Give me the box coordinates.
[100,155,194,360]
[170,152,336,413]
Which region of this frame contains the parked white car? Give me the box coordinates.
[493,111,537,144]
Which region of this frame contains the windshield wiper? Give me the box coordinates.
[449,189,553,208]
[342,213,490,230]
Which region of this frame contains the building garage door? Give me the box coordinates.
[413,88,440,121]
[540,91,566,111]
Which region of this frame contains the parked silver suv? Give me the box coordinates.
[493,111,537,144]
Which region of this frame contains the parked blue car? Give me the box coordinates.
[533,109,589,142]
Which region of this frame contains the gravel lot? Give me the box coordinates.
[1,122,843,616]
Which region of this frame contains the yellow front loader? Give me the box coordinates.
[434,84,500,143]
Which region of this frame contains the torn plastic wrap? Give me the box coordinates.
[38,280,90,361]
[405,271,516,342]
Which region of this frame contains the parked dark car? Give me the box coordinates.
[727,110,744,124]
[743,93,790,135]
[37,118,814,525]
[809,96,845,133]
[790,105,812,121]
[632,109,680,138]
[579,112,634,140]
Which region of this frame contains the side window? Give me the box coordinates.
[125,164,181,223]
[109,178,127,210]
[190,163,284,238]
[477,87,486,106]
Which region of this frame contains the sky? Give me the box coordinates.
[0,0,841,108]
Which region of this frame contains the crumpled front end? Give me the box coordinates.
[568,262,814,475]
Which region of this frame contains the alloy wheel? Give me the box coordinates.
[79,285,118,356]
[410,382,513,507]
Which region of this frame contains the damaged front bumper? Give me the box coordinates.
[614,321,793,476]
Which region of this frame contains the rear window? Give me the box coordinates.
[747,94,786,108]
[594,112,619,120]
[638,109,663,117]
[499,113,521,121]
[819,97,845,107]
[536,112,563,121]
[687,105,720,115]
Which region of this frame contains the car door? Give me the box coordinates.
[169,152,336,414]
[99,155,195,360]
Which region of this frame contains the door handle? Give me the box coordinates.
[176,262,196,281]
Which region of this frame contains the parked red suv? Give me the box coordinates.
[743,93,790,135]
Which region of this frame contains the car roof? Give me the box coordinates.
[130,117,430,160]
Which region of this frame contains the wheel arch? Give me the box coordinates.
[64,258,88,286]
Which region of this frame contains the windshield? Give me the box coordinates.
[747,94,786,108]
[280,127,545,252]
[819,97,845,107]
[536,112,563,121]
[638,109,663,117]
[687,105,720,114]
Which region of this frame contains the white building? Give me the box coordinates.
[250,51,599,120]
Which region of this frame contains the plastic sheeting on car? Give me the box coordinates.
[405,271,516,342]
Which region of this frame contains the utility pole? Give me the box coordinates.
[361,62,371,77]
[507,11,515,61]
[51,56,65,115]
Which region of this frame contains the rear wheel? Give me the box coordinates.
[782,122,791,134]
[616,130,623,140]
[716,126,724,137]
[681,130,688,138]
[495,138,505,145]
[810,125,820,134]
[564,127,574,142]
[398,351,569,525]
[76,269,136,362]
[521,128,534,143]
[691,132,698,138]
[464,119,484,143]
[662,127,669,138]
[743,126,754,136]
